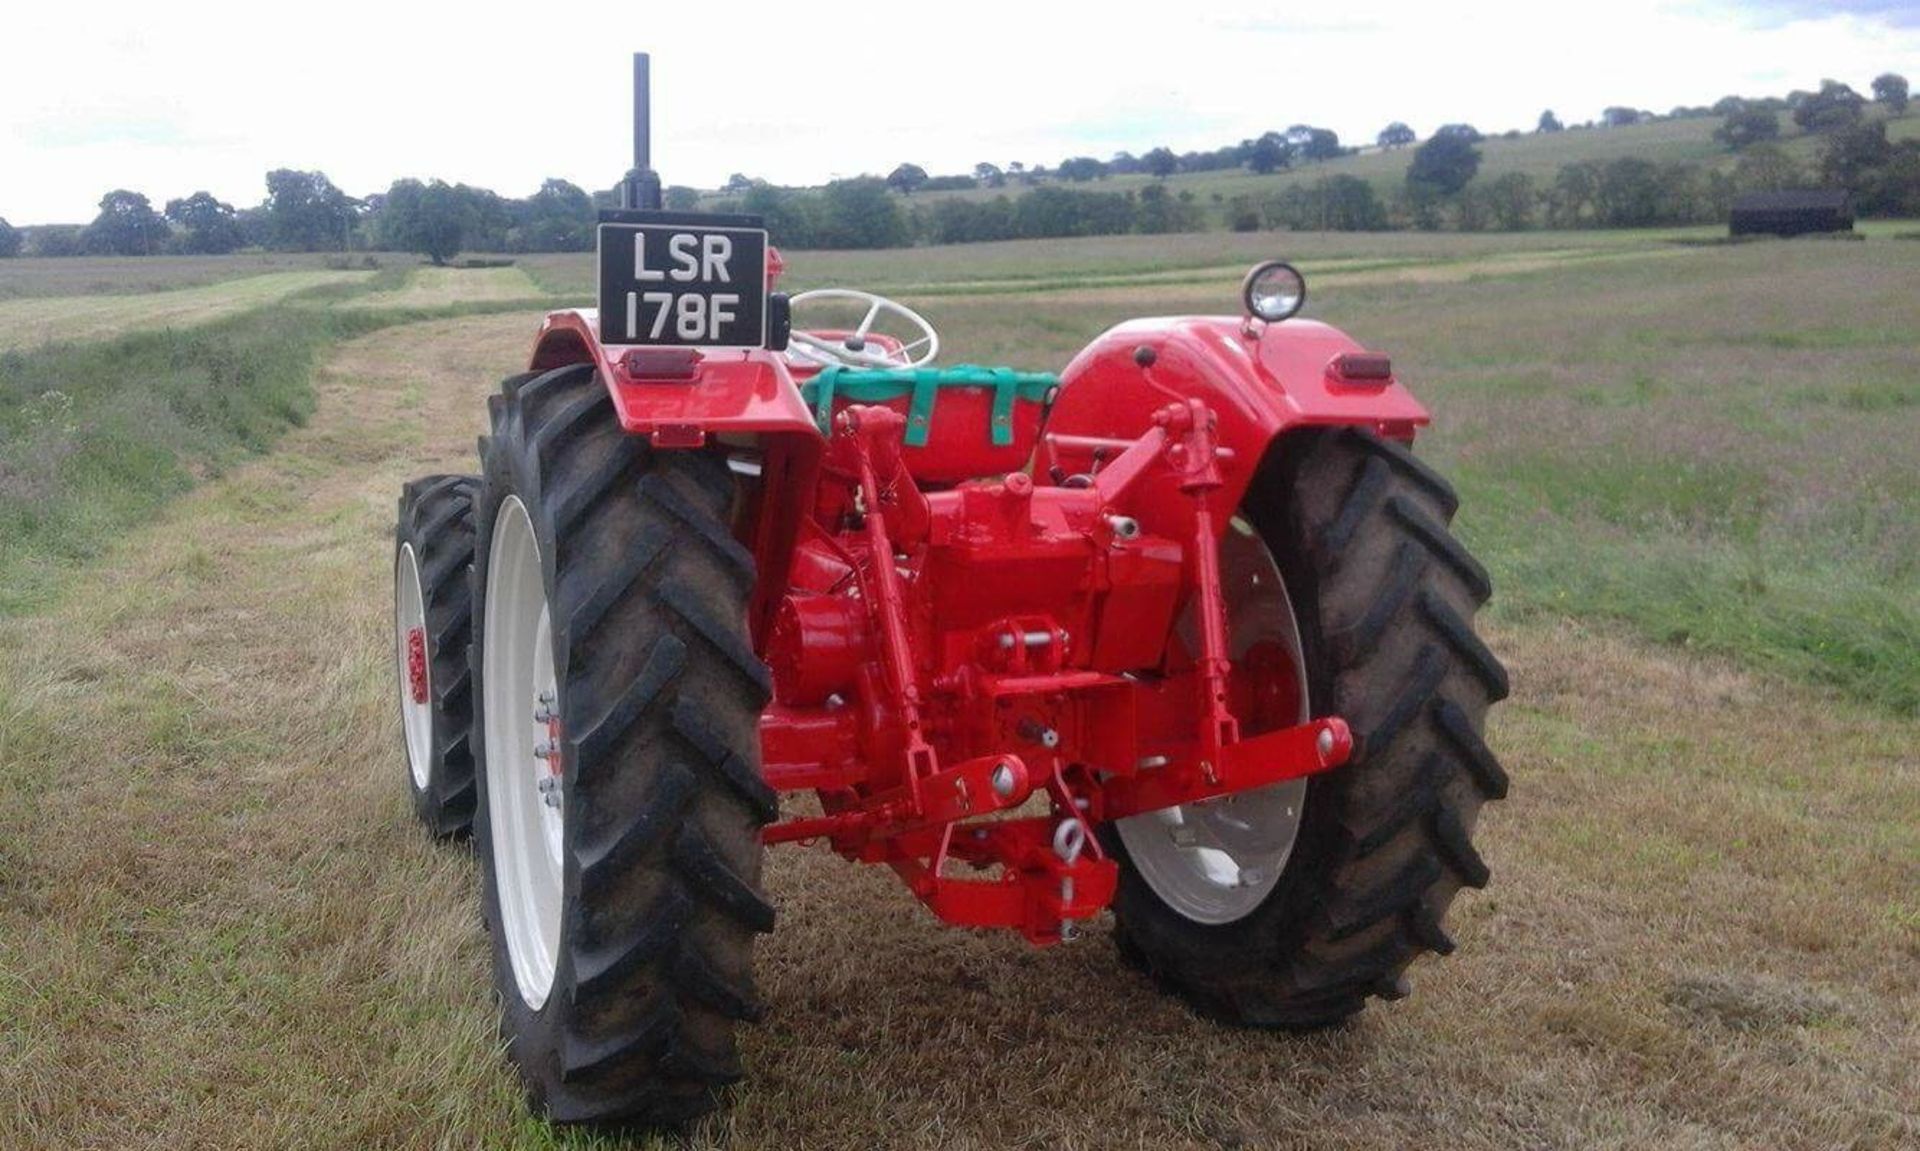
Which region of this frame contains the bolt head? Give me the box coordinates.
[1316,728,1335,760]
[990,762,1017,799]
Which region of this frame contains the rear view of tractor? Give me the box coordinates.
[390,54,1507,1127]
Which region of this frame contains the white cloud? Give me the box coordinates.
[3,0,1916,223]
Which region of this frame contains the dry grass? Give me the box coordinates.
[0,252,404,301]
[1,234,1916,1147]
[0,270,371,351]
[333,266,546,312]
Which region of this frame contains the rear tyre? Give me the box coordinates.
[1104,427,1510,1029]
[470,363,777,1126]
[394,474,480,837]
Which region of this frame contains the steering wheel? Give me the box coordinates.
[787,289,940,369]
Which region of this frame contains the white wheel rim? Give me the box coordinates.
[483,496,565,1009]
[394,544,433,791]
[1115,517,1311,925]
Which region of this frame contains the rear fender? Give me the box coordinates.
[530,308,823,447]
[528,307,825,642]
[1041,316,1429,527]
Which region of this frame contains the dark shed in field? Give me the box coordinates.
[1729,189,1854,237]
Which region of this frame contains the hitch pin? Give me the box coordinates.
[1053,819,1087,942]
[996,630,1055,649]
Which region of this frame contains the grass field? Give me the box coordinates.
[1,231,1915,1149]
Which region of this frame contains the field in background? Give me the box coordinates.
[894,107,1920,221]
[0,252,407,299]
[0,234,1915,1149]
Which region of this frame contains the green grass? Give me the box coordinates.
[0,284,559,616]
[1,237,1915,1148]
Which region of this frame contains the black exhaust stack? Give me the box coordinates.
[620,52,664,211]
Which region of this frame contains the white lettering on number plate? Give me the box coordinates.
[626,231,740,340]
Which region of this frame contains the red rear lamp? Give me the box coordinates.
[1329,352,1393,383]
[620,347,703,381]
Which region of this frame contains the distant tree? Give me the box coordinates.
[1710,95,1746,116]
[1873,72,1910,115]
[1454,183,1496,231]
[263,169,358,251]
[1407,132,1481,196]
[1142,147,1179,178]
[1266,174,1385,231]
[1547,162,1602,227]
[1434,123,1482,142]
[815,177,909,248]
[1245,132,1293,173]
[85,189,170,255]
[1398,181,1446,230]
[1602,106,1642,128]
[1057,156,1107,182]
[1793,80,1866,133]
[885,163,929,194]
[723,173,756,192]
[163,191,244,254]
[0,217,20,258]
[1485,171,1537,229]
[741,183,817,248]
[515,178,598,251]
[1873,141,1920,216]
[1297,128,1342,161]
[1714,106,1780,150]
[1376,121,1416,149]
[663,185,702,211]
[1820,120,1893,190]
[1536,109,1564,133]
[30,226,89,257]
[1135,183,1203,233]
[919,174,977,192]
[1007,161,1026,175]
[1731,144,1805,193]
[1592,158,1665,226]
[973,162,1005,188]
[379,179,471,264]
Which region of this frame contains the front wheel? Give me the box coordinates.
[470,362,778,1125]
[1104,427,1510,1029]
[393,474,480,837]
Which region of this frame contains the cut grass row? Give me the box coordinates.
[0,271,558,616]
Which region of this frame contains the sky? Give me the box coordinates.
[4,0,1918,225]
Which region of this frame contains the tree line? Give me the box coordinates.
[0,73,1908,260]
[0,170,606,263]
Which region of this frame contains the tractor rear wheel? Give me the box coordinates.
[470,362,777,1126]
[1104,427,1509,1028]
[394,474,480,837]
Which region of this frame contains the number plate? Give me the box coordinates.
[596,221,769,349]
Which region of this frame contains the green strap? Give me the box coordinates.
[989,372,1019,447]
[812,366,841,432]
[800,364,1059,447]
[906,373,940,447]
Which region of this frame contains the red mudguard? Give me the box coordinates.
[528,308,821,448]
[1041,317,1430,525]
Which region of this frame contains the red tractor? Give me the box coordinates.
[392,55,1506,1127]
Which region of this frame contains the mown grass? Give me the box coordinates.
[0,236,1915,1146]
[2,311,1912,1150]
[0,274,560,615]
[0,251,406,300]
